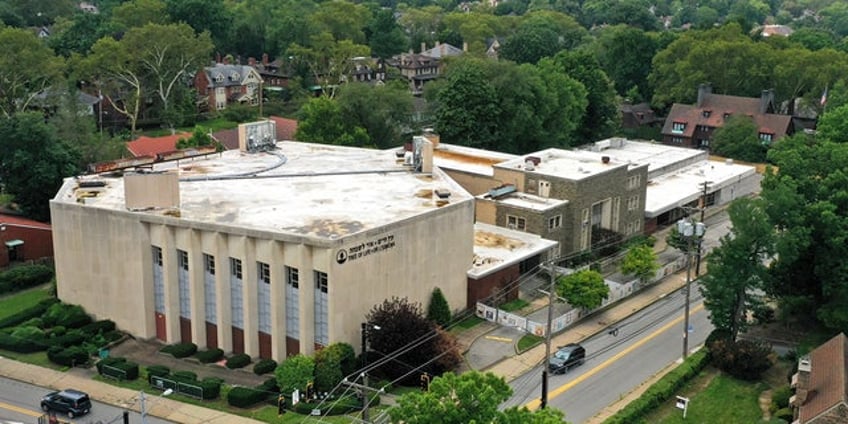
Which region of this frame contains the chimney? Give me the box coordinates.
[421,42,426,53]
[440,44,445,55]
[248,57,256,66]
[216,52,221,64]
[262,53,269,66]
[792,356,812,406]
[760,89,774,114]
[697,83,712,107]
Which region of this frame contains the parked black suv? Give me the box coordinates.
[548,343,586,374]
[41,389,92,418]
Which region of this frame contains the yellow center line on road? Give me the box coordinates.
[0,399,42,417]
[525,303,705,410]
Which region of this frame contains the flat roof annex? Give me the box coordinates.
[469,222,558,279]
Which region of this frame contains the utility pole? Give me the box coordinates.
[541,261,556,409]
[678,218,705,360]
[695,181,711,276]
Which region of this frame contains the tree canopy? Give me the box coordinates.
[620,244,659,285]
[710,115,768,162]
[556,269,610,310]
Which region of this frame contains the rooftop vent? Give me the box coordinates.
[602,156,610,164]
[725,158,734,165]
[488,184,517,199]
[78,180,106,188]
[524,160,535,171]
[435,189,451,199]
[395,149,406,158]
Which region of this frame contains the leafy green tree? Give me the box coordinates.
[267,0,318,56]
[289,32,371,97]
[545,50,619,142]
[700,198,775,341]
[442,11,506,54]
[620,245,659,286]
[816,104,848,143]
[176,127,215,149]
[274,354,315,395]
[49,90,124,168]
[313,342,355,392]
[367,8,407,59]
[335,82,413,149]
[295,96,370,147]
[366,297,441,380]
[555,269,610,310]
[388,371,569,424]
[710,115,767,162]
[0,27,65,118]
[48,12,117,57]
[820,2,848,38]
[590,25,659,100]
[499,18,563,65]
[761,136,848,331]
[309,0,372,44]
[789,27,838,51]
[426,287,451,327]
[110,0,170,30]
[164,0,232,47]
[0,113,81,221]
[434,58,499,148]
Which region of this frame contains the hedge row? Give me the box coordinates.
[147,367,221,400]
[604,350,710,424]
[227,386,269,408]
[253,358,277,375]
[0,298,59,329]
[47,345,89,367]
[161,342,197,358]
[97,357,139,380]
[195,348,224,364]
[226,353,251,369]
[0,264,54,295]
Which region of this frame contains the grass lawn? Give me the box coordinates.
[499,299,530,312]
[0,286,51,318]
[451,315,484,331]
[517,334,543,352]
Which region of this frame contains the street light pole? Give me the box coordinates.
[360,322,380,423]
[140,388,173,424]
[694,181,711,276]
[678,218,705,360]
[541,261,556,409]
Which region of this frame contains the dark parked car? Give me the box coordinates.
[41,389,92,418]
[548,343,586,374]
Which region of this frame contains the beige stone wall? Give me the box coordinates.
[50,196,474,362]
[441,169,499,196]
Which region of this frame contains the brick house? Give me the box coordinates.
[0,214,53,268]
[791,333,848,423]
[661,84,793,149]
[388,42,464,95]
[194,61,263,111]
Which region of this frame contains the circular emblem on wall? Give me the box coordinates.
[336,249,348,264]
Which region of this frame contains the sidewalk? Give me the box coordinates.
[0,357,264,424]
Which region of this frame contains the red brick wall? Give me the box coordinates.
[0,224,53,268]
[467,264,521,309]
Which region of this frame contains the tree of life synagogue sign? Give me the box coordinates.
[336,235,396,264]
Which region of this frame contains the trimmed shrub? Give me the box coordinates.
[47,329,87,348]
[103,330,123,343]
[195,348,224,364]
[226,353,251,369]
[47,345,89,367]
[771,385,792,412]
[97,357,138,380]
[81,320,116,335]
[253,358,277,375]
[0,298,58,329]
[0,264,54,294]
[42,303,92,329]
[710,338,773,380]
[172,370,197,382]
[774,407,793,422]
[227,386,268,408]
[160,342,197,358]
[0,331,45,352]
[146,365,170,383]
[96,356,126,373]
[197,378,222,400]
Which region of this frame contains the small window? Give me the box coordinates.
[723,112,731,119]
[672,122,686,133]
[215,73,224,83]
[231,72,240,80]
[258,262,270,285]
[627,175,641,190]
[672,137,684,144]
[759,132,773,144]
[204,254,215,275]
[507,215,526,231]
[230,258,242,279]
[627,195,639,211]
[702,110,711,118]
[178,250,188,270]
[548,215,562,231]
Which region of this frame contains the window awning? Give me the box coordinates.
[4,239,23,248]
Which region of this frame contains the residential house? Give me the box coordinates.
[78,2,99,13]
[661,84,793,149]
[0,214,53,268]
[760,24,793,37]
[248,54,289,89]
[194,60,263,111]
[791,333,848,423]
[621,102,662,130]
[388,42,465,95]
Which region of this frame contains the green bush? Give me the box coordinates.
[0,298,58,328]
[0,331,46,352]
[81,320,116,335]
[103,330,123,343]
[774,407,793,422]
[226,353,251,369]
[604,350,709,424]
[172,370,197,382]
[41,303,92,329]
[197,378,221,400]
[710,338,773,380]
[253,358,277,375]
[47,345,89,367]
[160,342,197,358]
[227,386,268,408]
[0,264,54,294]
[771,384,793,412]
[195,348,224,364]
[427,287,452,327]
[97,357,138,380]
[47,329,87,347]
[146,365,170,383]
[96,356,126,373]
[22,317,44,328]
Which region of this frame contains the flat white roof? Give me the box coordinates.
[432,143,518,176]
[645,158,757,217]
[580,138,707,178]
[469,222,558,279]
[477,191,568,212]
[56,142,473,241]
[495,148,630,180]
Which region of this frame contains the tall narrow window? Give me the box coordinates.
[230,258,244,329]
[286,267,300,339]
[152,246,164,314]
[257,262,271,334]
[314,271,329,346]
[177,250,190,318]
[204,254,216,323]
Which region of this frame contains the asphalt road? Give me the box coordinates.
[0,377,173,424]
[504,285,712,424]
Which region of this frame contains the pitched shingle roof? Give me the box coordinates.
[127,133,191,157]
[663,93,792,139]
[202,64,259,88]
[800,333,848,423]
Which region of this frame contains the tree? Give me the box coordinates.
[620,245,659,286]
[366,297,442,380]
[426,287,451,327]
[555,269,610,311]
[788,27,838,51]
[700,198,774,341]
[289,32,371,97]
[49,90,124,168]
[388,371,569,424]
[816,104,848,143]
[110,0,170,30]
[0,27,65,117]
[48,12,117,57]
[0,113,81,221]
[335,82,413,149]
[295,96,370,147]
[309,0,372,44]
[710,115,768,162]
[313,342,356,392]
[368,8,407,59]
[499,18,563,65]
[274,354,315,395]
[164,0,232,47]
[761,137,848,331]
[590,25,658,100]
[434,58,499,148]
[176,126,215,149]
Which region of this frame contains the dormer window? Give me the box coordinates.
[723,112,731,119]
[702,110,712,118]
[759,132,774,144]
[230,72,240,81]
[672,121,686,133]
[215,73,224,83]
